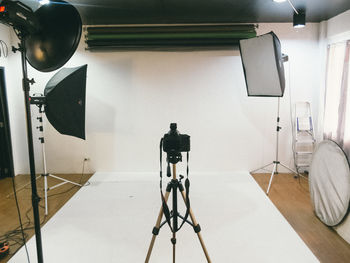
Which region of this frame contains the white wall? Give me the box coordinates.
[326,10,350,40]
[5,22,321,175]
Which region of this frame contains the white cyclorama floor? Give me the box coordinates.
[10,172,318,263]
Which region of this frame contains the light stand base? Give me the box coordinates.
[7,173,83,215]
[42,173,82,215]
[251,161,298,195]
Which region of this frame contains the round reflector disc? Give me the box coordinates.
[25,0,82,72]
[309,140,350,226]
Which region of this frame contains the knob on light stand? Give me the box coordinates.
[0,1,82,262]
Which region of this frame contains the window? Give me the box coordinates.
[324,40,350,157]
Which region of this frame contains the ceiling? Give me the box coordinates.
[25,0,350,25]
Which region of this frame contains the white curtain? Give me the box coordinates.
[324,40,350,158]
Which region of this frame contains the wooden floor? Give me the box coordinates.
[252,173,350,263]
[1,172,350,262]
[0,173,92,263]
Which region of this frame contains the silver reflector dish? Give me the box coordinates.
[309,140,350,226]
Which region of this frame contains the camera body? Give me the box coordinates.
[163,123,190,154]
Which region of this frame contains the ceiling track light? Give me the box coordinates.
[293,11,305,28]
[39,0,50,5]
[274,0,306,28]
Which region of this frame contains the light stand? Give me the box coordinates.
[35,104,82,215]
[17,38,44,263]
[0,1,83,262]
[250,97,298,194]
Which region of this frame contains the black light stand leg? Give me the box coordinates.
[19,39,44,263]
[171,179,178,263]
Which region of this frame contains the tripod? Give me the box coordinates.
[145,164,211,263]
[251,97,298,195]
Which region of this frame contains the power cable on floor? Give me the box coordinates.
[9,175,30,263]
[1,160,90,260]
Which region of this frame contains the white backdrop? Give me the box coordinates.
[2,22,322,175]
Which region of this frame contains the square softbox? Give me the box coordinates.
[239,31,285,97]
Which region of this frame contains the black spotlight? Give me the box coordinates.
[0,1,83,262]
[293,11,306,28]
[30,65,88,139]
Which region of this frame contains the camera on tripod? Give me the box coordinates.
[146,124,211,263]
[163,123,190,164]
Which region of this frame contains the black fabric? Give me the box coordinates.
[0,67,14,178]
[44,64,87,140]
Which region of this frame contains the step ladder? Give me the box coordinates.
[293,102,315,173]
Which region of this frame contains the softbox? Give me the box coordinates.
[44,64,87,140]
[239,32,286,97]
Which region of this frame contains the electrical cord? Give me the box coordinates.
[0,203,47,260]
[1,159,89,261]
[9,175,31,263]
[1,160,87,260]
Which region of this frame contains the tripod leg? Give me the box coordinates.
[250,162,274,174]
[145,190,171,263]
[172,232,176,263]
[49,174,83,187]
[179,190,212,263]
[266,162,277,195]
[44,175,48,215]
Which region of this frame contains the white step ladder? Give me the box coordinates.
[293,102,315,173]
